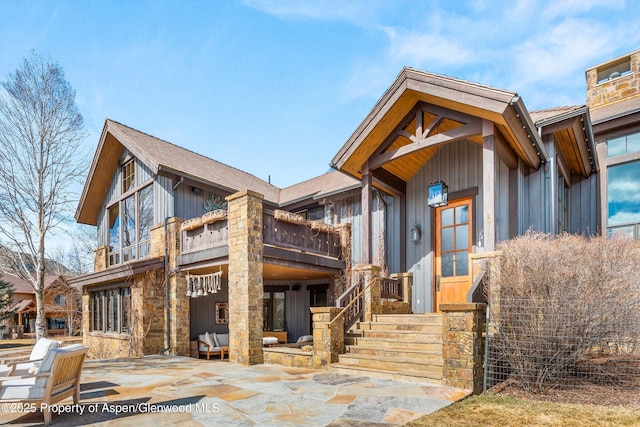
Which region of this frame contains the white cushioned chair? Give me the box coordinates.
[197,332,229,360]
[0,338,62,377]
[0,344,88,425]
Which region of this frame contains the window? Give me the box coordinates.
[597,57,632,84]
[122,159,135,193]
[90,286,131,334]
[607,160,640,239]
[54,294,66,306]
[296,205,325,221]
[263,290,286,331]
[107,158,154,266]
[608,131,640,158]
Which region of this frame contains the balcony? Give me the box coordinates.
[179,210,344,270]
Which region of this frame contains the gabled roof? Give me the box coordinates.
[76,119,281,225]
[2,272,62,294]
[279,171,360,207]
[531,105,597,177]
[330,67,547,185]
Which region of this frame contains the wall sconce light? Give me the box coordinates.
[428,181,448,208]
[411,225,422,243]
[192,186,203,195]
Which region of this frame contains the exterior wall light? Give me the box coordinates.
[428,181,448,208]
[411,225,422,243]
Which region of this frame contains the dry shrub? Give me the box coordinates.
[487,232,640,391]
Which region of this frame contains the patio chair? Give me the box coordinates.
[0,344,88,425]
[0,337,62,377]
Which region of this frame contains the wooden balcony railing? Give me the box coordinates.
[180,210,342,259]
[262,212,342,258]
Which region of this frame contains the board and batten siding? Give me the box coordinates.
[405,139,511,313]
[189,278,229,340]
[569,173,598,235]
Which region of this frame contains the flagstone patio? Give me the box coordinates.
[0,355,469,426]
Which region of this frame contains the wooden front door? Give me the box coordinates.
[434,197,472,311]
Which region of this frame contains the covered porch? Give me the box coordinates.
[331,68,549,313]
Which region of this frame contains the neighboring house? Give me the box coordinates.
[1,273,81,337]
[70,50,639,362]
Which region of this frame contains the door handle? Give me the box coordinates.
[436,275,440,292]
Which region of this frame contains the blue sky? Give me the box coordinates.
[2,0,639,191]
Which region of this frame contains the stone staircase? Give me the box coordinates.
[330,313,444,384]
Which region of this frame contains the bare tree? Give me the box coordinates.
[0,51,87,340]
[44,277,82,337]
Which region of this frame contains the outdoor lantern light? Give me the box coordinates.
[427,181,449,208]
[410,225,421,243]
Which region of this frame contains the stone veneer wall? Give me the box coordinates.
[263,347,314,368]
[587,51,640,109]
[93,245,108,272]
[311,307,344,368]
[227,190,264,365]
[83,271,166,359]
[441,303,486,394]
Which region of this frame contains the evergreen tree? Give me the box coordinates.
[0,275,15,322]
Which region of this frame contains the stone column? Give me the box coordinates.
[353,264,381,321]
[227,190,264,365]
[441,303,487,394]
[93,245,109,272]
[165,218,190,356]
[311,307,344,368]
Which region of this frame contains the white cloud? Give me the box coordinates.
[241,0,382,24]
[383,27,472,67]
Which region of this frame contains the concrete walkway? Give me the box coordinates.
[0,356,469,426]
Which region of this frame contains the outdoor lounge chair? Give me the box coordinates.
[0,344,88,425]
[197,332,229,360]
[0,337,62,377]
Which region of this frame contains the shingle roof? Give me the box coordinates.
[279,171,360,206]
[529,106,583,125]
[106,120,281,203]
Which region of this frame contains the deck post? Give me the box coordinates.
[482,120,496,251]
[227,190,264,365]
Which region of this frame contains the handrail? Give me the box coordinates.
[330,277,379,332]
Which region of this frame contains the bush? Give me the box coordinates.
[487,232,640,390]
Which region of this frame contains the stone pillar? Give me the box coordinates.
[93,245,109,272]
[227,190,264,365]
[311,307,344,368]
[391,272,412,306]
[165,218,190,357]
[353,264,381,321]
[441,303,487,394]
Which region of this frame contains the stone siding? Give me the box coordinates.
[263,347,313,368]
[227,190,264,365]
[311,307,344,368]
[587,51,640,109]
[441,303,486,394]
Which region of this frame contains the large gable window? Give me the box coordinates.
[108,158,153,266]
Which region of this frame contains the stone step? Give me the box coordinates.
[347,336,442,352]
[338,353,443,374]
[347,345,443,362]
[357,329,442,342]
[356,321,441,334]
[370,313,443,325]
[330,362,442,385]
